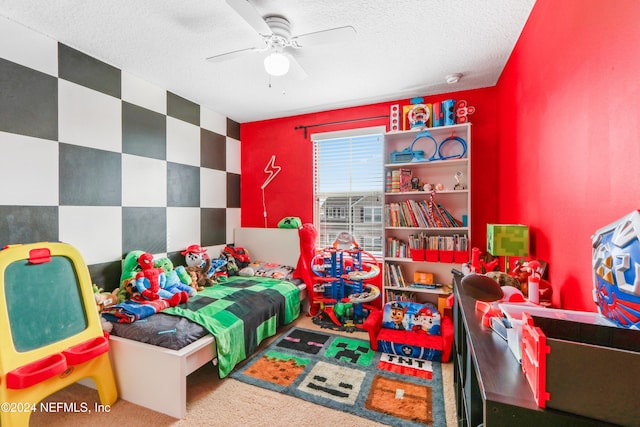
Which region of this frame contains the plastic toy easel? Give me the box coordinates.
[0,242,117,426]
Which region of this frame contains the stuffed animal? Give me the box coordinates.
[210,257,228,278]
[220,245,252,277]
[186,268,204,291]
[92,284,119,312]
[134,252,187,306]
[182,244,221,278]
[154,257,197,297]
[118,250,145,302]
[182,244,207,266]
[186,263,215,290]
[92,284,116,333]
[118,277,138,302]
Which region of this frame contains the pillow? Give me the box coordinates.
[240,261,296,281]
[381,301,441,336]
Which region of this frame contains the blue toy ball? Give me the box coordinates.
[592,210,640,329]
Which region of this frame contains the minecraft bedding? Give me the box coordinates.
[161,276,301,377]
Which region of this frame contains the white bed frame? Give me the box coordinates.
[81,227,305,418]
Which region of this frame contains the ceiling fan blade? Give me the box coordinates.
[206,46,261,63]
[225,0,272,35]
[283,52,308,80]
[291,26,356,48]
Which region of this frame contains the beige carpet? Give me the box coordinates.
[29,316,456,426]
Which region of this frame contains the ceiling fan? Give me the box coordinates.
[206,0,357,79]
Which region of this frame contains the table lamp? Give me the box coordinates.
[486,224,529,273]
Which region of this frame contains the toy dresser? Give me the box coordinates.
[0,242,117,426]
[363,300,453,362]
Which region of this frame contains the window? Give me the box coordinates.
[313,127,384,257]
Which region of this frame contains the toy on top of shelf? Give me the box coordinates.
[453,171,465,190]
[455,100,476,124]
[402,97,432,130]
[391,147,423,163]
[432,102,443,127]
[407,104,430,129]
[442,99,456,126]
[410,130,467,162]
[389,104,400,132]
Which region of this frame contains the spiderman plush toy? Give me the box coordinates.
[134,253,188,306]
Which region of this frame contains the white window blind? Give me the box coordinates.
[313,129,384,256]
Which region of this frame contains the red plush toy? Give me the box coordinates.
[134,253,187,306]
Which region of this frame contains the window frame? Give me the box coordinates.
[312,126,385,257]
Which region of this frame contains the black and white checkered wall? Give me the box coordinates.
[0,18,241,291]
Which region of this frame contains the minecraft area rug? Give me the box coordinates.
[230,328,445,427]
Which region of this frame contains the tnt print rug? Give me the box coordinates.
[230,327,445,427]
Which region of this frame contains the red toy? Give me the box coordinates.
[464,247,499,274]
[455,100,476,124]
[511,259,553,306]
[134,253,186,306]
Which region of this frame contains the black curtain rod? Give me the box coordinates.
[295,115,388,138]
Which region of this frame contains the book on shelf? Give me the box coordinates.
[409,283,442,290]
[399,169,412,192]
[391,170,400,193]
[386,237,409,258]
[385,263,407,287]
[401,200,418,227]
[417,200,437,228]
[385,290,417,302]
[437,203,460,227]
[384,197,463,228]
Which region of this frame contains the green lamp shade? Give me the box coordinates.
[487,224,529,257]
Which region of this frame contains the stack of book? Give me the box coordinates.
[386,237,409,258]
[384,198,461,228]
[384,263,406,287]
[388,169,413,193]
[385,291,417,302]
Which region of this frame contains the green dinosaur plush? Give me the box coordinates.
[118,250,144,302]
[154,257,196,296]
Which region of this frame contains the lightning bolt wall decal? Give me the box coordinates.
[261,155,281,189]
[261,155,282,227]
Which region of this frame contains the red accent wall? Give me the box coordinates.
[496,0,640,310]
[241,0,640,312]
[241,88,498,252]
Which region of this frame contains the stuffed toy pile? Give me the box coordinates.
[117,251,196,306]
[181,244,226,288]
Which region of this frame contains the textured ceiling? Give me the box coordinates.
[0,0,536,123]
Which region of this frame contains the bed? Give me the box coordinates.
[81,227,309,418]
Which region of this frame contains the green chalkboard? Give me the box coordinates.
[5,255,88,352]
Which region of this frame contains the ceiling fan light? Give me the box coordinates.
[264,52,290,76]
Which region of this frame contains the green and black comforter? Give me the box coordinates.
[164,276,301,378]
